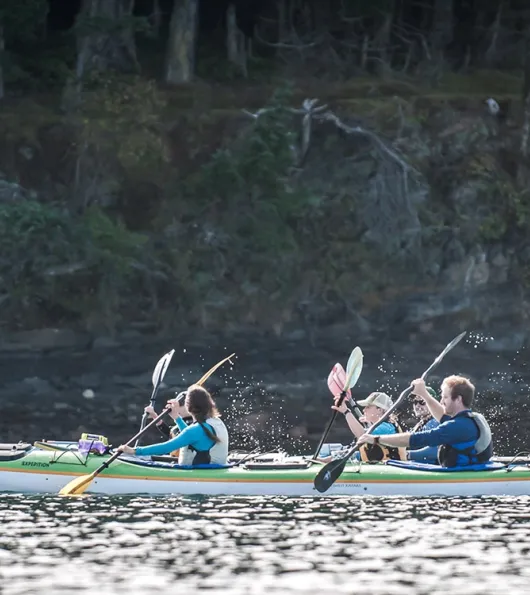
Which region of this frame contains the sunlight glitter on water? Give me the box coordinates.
[1,495,530,594]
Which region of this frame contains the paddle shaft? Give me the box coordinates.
[312,391,347,460]
[96,408,170,475]
[136,383,160,447]
[313,351,363,461]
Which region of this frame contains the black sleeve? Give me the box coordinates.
[156,422,172,439]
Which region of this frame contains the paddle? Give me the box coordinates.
[196,353,236,386]
[313,331,467,493]
[59,350,173,496]
[135,349,175,447]
[59,353,237,497]
[312,347,363,460]
[327,363,363,419]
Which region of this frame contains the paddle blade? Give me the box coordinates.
[345,346,363,388]
[327,364,351,399]
[59,472,96,496]
[432,332,466,367]
[196,353,235,386]
[313,457,348,493]
[152,349,175,388]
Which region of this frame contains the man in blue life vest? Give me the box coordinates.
[357,375,493,467]
[407,386,440,464]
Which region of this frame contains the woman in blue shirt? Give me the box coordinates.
[117,385,229,466]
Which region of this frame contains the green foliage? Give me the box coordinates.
[0,199,151,328]
[0,0,48,44]
[478,179,530,241]
[5,46,72,90]
[84,205,147,276]
[0,200,84,292]
[179,87,314,283]
[79,74,167,176]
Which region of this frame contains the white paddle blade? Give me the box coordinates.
[345,347,363,388]
[434,332,466,365]
[151,349,175,388]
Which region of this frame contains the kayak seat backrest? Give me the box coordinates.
[119,454,231,470]
[243,462,312,470]
[386,460,507,472]
[0,443,32,451]
[0,449,32,462]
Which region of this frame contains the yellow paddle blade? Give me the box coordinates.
[196,353,235,386]
[59,471,96,496]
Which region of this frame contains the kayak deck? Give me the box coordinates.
[1,446,530,496]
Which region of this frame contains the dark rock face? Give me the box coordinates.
[0,327,528,456]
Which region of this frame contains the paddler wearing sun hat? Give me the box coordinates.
[332,391,407,462]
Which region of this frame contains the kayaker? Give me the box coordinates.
[407,386,440,464]
[357,375,493,467]
[332,392,406,462]
[117,385,229,466]
[144,391,190,439]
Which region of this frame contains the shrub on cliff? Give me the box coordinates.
[0,199,149,329]
[155,87,319,325]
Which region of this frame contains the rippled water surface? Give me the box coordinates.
[1,495,530,594]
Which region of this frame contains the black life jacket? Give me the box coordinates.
[438,411,493,468]
[412,417,430,433]
[359,422,407,463]
[183,421,221,465]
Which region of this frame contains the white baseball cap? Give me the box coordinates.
[356,392,393,411]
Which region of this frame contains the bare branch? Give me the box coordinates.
[316,111,413,174]
[253,26,319,50]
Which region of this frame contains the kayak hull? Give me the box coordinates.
[2,446,530,497]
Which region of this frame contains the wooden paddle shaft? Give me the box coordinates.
[100,408,171,472]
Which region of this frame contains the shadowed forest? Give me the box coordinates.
[1,0,530,343]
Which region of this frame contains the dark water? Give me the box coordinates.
[1,495,530,594]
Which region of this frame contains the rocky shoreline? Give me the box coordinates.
[0,326,528,456]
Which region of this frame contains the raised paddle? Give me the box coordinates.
[195,353,236,386]
[59,350,173,496]
[313,331,467,493]
[59,352,237,497]
[327,363,363,419]
[135,349,175,447]
[312,347,363,460]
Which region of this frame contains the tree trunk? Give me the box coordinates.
[484,0,505,66]
[374,7,393,73]
[431,0,453,59]
[151,0,161,38]
[0,24,4,101]
[276,0,287,56]
[520,33,530,160]
[165,0,199,85]
[75,0,138,79]
[226,3,247,77]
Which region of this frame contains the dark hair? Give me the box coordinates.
[442,375,475,408]
[185,384,220,443]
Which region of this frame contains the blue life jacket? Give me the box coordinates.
[438,411,493,467]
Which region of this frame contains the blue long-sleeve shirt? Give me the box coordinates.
[135,417,215,457]
[408,417,440,463]
[409,410,479,451]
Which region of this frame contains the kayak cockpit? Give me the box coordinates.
[0,443,33,462]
